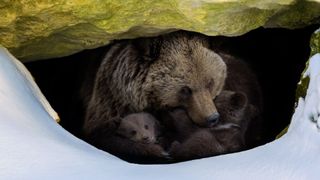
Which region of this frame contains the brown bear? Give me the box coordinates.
[116,112,160,144]
[93,113,169,163]
[168,90,254,161]
[83,31,227,154]
[217,52,263,147]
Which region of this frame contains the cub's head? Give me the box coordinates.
[116,113,159,144]
[214,90,248,125]
[138,32,227,127]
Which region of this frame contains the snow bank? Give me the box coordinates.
[0,47,319,179]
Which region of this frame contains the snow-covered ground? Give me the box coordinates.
[0,47,319,180]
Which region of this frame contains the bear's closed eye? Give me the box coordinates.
[180,86,192,99]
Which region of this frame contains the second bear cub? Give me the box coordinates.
[168,90,254,161]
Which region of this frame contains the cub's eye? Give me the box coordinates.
[144,125,149,130]
[180,86,192,99]
[130,130,137,136]
[206,79,214,90]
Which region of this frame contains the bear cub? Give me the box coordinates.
[98,113,169,163]
[116,112,160,144]
[168,90,254,161]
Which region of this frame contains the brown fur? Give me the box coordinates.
[168,91,252,161]
[116,112,160,144]
[166,52,263,160]
[166,52,263,161]
[83,31,227,152]
[218,53,263,146]
[90,113,168,163]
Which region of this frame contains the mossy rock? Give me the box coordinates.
[296,28,320,101]
[0,0,319,61]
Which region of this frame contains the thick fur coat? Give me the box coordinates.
[168,90,254,161]
[83,31,227,154]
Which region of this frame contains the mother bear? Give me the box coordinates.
[83,31,227,153]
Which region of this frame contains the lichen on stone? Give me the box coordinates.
[296,28,320,101]
[0,0,319,61]
[310,28,320,56]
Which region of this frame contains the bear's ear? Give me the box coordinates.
[229,91,248,110]
[197,35,210,49]
[110,117,122,129]
[132,37,163,61]
[179,30,210,49]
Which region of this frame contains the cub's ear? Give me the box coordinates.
[179,30,210,49]
[132,37,163,61]
[230,91,248,110]
[196,34,210,49]
[216,90,248,110]
[110,117,122,129]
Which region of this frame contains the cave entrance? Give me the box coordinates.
[25,25,318,163]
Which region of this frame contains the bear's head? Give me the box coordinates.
[215,90,249,125]
[116,113,160,144]
[136,32,227,127]
[214,90,258,140]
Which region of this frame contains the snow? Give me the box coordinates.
[0,47,319,180]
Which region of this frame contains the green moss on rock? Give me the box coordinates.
[0,0,319,61]
[296,28,320,101]
[310,29,320,56]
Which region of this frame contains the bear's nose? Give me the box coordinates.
[142,136,150,142]
[206,112,220,127]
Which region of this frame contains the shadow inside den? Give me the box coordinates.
[25,25,318,164]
